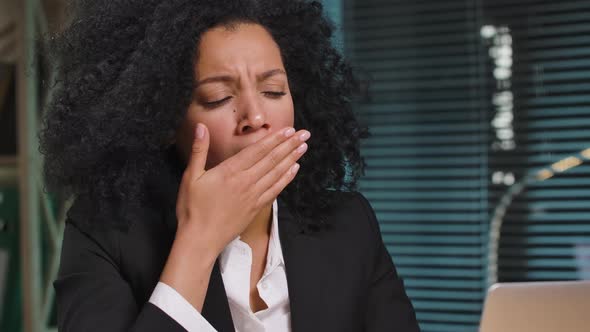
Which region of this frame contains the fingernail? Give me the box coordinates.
[299,131,311,141]
[196,123,205,139]
[296,143,308,154]
[290,163,300,174]
[284,127,295,137]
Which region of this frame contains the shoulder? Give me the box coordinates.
[62,194,175,288]
[323,190,380,234]
[63,194,170,265]
[308,190,383,254]
[62,195,126,267]
[309,191,387,288]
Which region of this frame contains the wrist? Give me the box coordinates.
[159,234,219,311]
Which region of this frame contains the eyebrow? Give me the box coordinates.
[195,68,286,87]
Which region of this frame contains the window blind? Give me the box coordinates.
[341,0,590,331]
[482,0,590,283]
[343,1,489,331]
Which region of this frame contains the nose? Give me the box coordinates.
[236,93,270,134]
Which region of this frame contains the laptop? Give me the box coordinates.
[479,280,590,332]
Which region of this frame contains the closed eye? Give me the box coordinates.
[263,91,286,99]
[203,96,232,109]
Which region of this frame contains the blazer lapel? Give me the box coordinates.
[202,260,235,332]
[278,199,325,332]
[168,198,325,332]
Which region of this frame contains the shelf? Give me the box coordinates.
[0,156,17,186]
[0,156,16,166]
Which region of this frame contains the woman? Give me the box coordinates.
[40,0,419,331]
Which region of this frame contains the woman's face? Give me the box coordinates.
[175,23,295,169]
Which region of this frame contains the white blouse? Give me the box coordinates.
[149,200,291,332]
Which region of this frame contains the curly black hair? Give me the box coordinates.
[40,0,368,229]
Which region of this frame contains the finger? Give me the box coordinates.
[248,129,310,180]
[187,123,210,178]
[228,127,296,171]
[252,140,307,193]
[257,162,300,206]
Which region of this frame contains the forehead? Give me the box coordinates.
[195,23,285,77]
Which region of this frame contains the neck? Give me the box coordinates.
[239,203,273,244]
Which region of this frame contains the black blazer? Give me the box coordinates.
[55,191,419,332]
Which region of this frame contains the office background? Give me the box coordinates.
[0,0,589,331]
